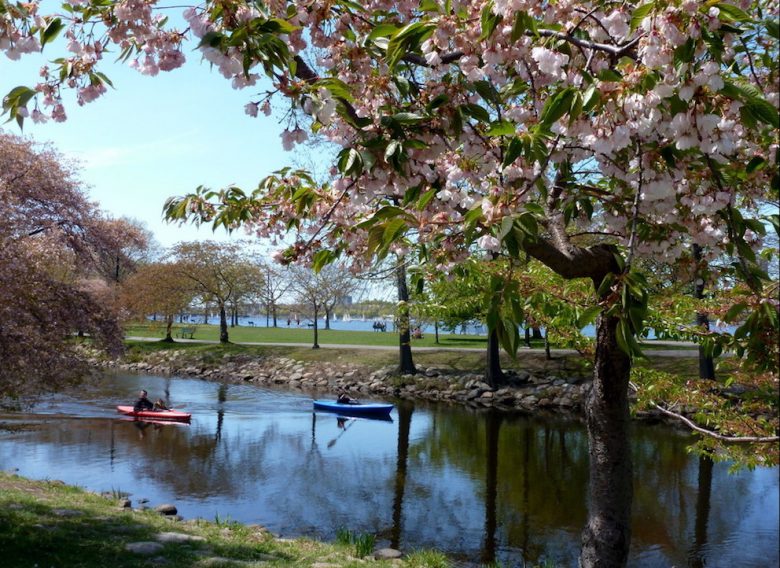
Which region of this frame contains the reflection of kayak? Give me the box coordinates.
[313,400,394,417]
[119,417,190,426]
[116,406,191,421]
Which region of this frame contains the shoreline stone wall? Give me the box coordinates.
[95,348,606,415]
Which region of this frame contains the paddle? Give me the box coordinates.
[327,417,357,448]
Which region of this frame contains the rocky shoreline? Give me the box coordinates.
[95,347,600,415]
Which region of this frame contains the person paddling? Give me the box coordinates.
[133,389,154,412]
[337,391,359,405]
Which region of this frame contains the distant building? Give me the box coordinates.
[340,295,353,306]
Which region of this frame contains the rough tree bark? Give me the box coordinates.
[312,303,320,349]
[579,310,633,568]
[218,303,229,344]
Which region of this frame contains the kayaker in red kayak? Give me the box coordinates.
[133,390,154,412]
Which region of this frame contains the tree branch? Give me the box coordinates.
[653,402,779,444]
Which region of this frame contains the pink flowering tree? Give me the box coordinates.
[0,131,125,397]
[3,1,779,566]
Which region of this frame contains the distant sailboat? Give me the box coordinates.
[360,314,366,322]
[343,313,351,322]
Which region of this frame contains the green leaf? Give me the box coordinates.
[460,103,491,123]
[630,3,654,32]
[391,112,426,124]
[473,80,501,106]
[715,2,752,22]
[486,120,515,136]
[384,140,401,161]
[577,306,602,329]
[480,2,503,40]
[539,87,577,127]
[314,78,354,102]
[368,23,399,40]
[724,302,748,323]
[502,136,524,167]
[597,69,622,82]
[41,17,65,47]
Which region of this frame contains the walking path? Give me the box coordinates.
[125,336,699,358]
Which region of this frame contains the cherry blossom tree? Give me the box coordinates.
[0,131,124,397]
[3,2,778,566]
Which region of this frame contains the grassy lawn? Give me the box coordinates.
[125,322,496,349]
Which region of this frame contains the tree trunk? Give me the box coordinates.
[434,322,439,344]
[544,329,552,360]
[396,259,416,374]
[693,244,715,380]
[524,326,531,348]
[162,315,174,342]
[312,304,320,349]
[272,304,278,327]
[532,326,543,340]
[485,328,505,388]
[218,303,229,344]
[325,308,331,330]
[203,308,209,324]
[579,312,633,568]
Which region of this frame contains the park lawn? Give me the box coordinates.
[125,322,492,349]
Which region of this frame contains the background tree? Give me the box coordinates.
[260,263,293,327]
[120,261,195,342]
[169,241,257,344]
[0,131,124,398]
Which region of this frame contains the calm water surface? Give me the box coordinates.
[0,371,777,567]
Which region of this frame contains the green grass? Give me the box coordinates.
[126,322,494,349]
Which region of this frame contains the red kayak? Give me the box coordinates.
[116,405,191,421]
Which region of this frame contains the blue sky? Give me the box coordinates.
[1,44,293,249]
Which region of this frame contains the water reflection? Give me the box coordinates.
[0,371,776,567]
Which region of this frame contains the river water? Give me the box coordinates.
[0,371,776,567]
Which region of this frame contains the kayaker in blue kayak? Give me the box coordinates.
[337,391,359,405]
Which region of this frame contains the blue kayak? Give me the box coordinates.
[313,400,394,417]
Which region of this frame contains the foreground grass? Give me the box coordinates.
[0,471,453,568]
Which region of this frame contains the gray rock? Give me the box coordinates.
[52,509,82,517]
[156,531,206,543]
[119,498,132,508]
[374,548,403,560]
[126,541,165,555]
[156,504,178,515]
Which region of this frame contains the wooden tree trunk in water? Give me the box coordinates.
[218,304,229,344]
[395,260,416,374]
[579,312,632,568]
[485,328,505,388]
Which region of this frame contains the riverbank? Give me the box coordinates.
[92,340,693,418]
[0,470,453,567]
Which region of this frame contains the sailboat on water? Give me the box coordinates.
[343,313,351,322]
